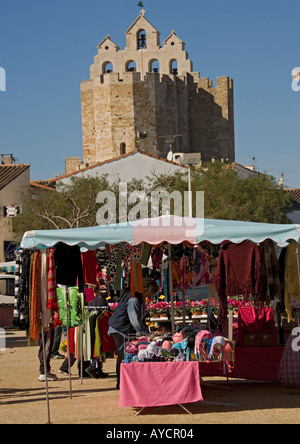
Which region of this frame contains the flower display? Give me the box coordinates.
[148,301,170,316]
[60,339,67,353]
[108,302,119,311]
[146,296,254,318]
[190,300,207,314]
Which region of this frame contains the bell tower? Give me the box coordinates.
[80,11,235,165]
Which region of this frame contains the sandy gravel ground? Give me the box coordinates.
[0,328,300,425]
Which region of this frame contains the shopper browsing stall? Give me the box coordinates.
[108,278,159,389]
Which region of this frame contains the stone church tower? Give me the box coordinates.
[80,10,235,166]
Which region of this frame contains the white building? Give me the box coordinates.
[52,151,188,187]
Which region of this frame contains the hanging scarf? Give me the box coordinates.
[215,240,265,330]
[30,251,41,342]
[47,249,58,312]
[259,239,281,305]
[284,242,300,323]
[130,261,143,298]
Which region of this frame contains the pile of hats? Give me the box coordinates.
[125,337,165,362]
[125,331,194,363]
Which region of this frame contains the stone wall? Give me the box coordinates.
[81,71,234,164]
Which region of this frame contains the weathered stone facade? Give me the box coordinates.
[80,10,235,165]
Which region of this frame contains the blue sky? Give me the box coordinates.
[0,0,299,187]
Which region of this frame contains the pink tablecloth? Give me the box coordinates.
[119,361,203,408]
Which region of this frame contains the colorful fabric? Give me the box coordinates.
[284,242,300,323]
[13,249,22,324]
[30,251,42,342]
[91,311,117,356]
[259,239,281,305]
[41,250,51,330]
[130,261,143,298]
[238,306,275,332]
[119,361,203,408]
[199,346,284,382]
[47,249,58,311]
[192,246,210,288]
[215,241,265,329]
[81,250,100,286]
[13,249,30,328]
[151,246,164,270]
[57,286,83,328]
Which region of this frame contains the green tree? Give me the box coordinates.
[13,175,111,234]
[13,163,293,238]
[192,162,292,223]
[149,162,292,223]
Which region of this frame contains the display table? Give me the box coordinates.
[120,361,203,414]
[198,346,284,382]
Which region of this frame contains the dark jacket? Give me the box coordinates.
[108,291,148,336]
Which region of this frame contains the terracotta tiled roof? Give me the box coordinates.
[0,164,30,190]
[30,181,56,191]
[30,180,56,189]
[286,189,300,211]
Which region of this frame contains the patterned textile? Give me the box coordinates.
[278,331,300,388]
[259,239,281,305]
[284,242,300,323]
[30,251,42,342]
[57,286,83,328]
[97,243,144,289]
[47,249,58,312]
[13,249,31,329]
[13,249,22,325]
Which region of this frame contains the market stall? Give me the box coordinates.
[20,215,300,329]
[18,216,300,418]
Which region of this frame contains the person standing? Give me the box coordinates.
[38,329,58,382]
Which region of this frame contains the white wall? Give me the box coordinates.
[57,152,187,186]
[288,211,300,224]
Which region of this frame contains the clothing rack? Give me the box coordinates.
[76,304,114,385]
[84,305,110,311]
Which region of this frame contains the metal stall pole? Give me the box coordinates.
[64,285,72,399]
[296,243,300,291]
[168,244,175,335]
[296,243,300,326]
[182,288,186,328]
[80,324,84,385]
[79,292,84,385]
[40,311,51,424]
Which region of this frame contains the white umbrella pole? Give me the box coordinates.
[65,286,72,399]
[80,324,83,385]
[40,311,51,424]
[168,244,175,335]
[296,243,300,290]
[295,243,300,327]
